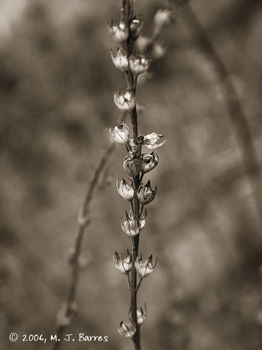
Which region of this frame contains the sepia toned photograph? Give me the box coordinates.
[1,0,262,349]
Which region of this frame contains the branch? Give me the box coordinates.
[176,0,262,224]
[53,143,115,350]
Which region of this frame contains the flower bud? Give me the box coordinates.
[143,132,166,149]
[138,181,157,205]
[141,152,159,173]
[110,48,128,72]
[109,123,129,144]
[135,255,157,279]
[113,250,132,274]
[114,90,136,111]
[116,179,134,200]
[109,20,129,42]
[123,153,142,177]
[130,15,144,39]
[118,321,136,338]
[129,306,147,325]
[129,55,150,75]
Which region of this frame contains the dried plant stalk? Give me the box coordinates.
[109,1,173,349]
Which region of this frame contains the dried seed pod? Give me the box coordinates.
[116,179,134,200]
[110,48,129,71]
[129,54,150,75]
[118,321,136,338]
[113,250,132,274]
[114,90,136,111]
[135,255,157,278]
[109,123,129,144]
[109,20,129,42]
[138,180,157,205]
[141,152,159,173]
[120,210,145,237]
[143,132,166,149]
[128,305,147,325]
[123,153,142,177]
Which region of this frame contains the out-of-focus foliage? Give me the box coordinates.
[1,0,262,349]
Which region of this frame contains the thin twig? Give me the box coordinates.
[53,143,115,350]
[176,0,262,225]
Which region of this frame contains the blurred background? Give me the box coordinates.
[1,0,262,349]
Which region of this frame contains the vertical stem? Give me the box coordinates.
[131,234,140,349]
[124,2,141,349]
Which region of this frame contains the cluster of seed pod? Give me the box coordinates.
[111,124,163,337]
[108,0,169,344]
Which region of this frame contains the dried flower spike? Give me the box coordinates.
[109,0,170,347]
[114,90,136,111]
[109,123,129,144]
[116,179,135,200]
[118,321,136,338]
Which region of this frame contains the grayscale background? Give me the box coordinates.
[1,0,262,349]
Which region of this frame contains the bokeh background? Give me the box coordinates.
[1,0,262,349]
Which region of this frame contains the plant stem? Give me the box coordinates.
[53,143,115,350]
[131,235,140,349]
[179,1,262,226]
[122,1,142,348]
